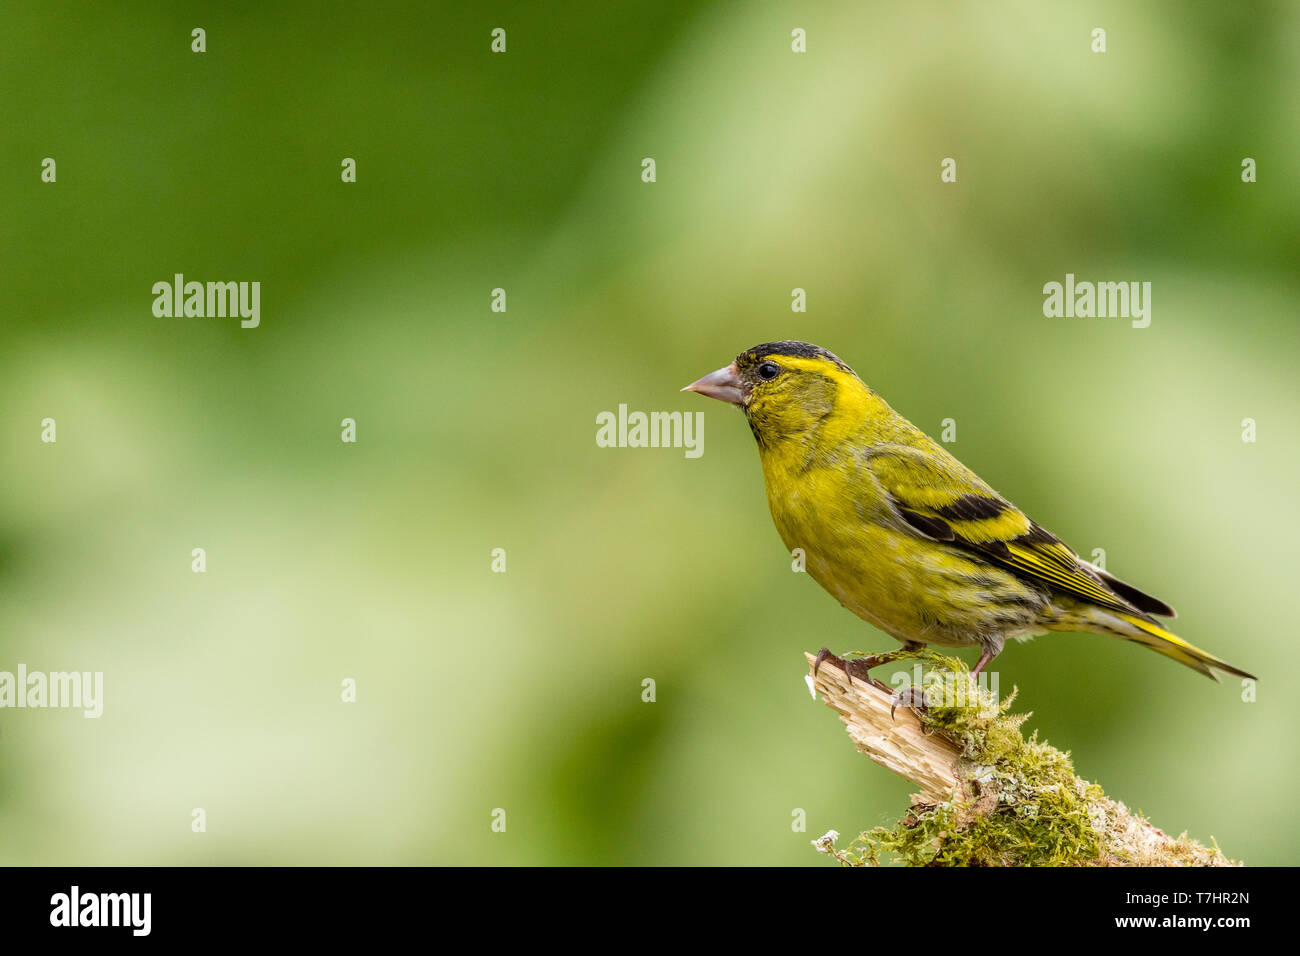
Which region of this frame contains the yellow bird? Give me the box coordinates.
[683,341,1254,689]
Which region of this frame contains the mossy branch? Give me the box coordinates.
[805,650,1238,867]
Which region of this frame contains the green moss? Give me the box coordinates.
[814,654,1227,867]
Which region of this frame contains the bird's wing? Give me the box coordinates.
[863,443,1140,615]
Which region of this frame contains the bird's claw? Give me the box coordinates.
[890,686,930,720]
[814,647,900,694]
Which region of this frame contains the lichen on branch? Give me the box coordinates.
[805,650,1237,867]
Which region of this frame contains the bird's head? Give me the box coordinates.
[682,341,865,444]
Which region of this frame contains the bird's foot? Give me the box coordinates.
[889,686,931,720]
[813,647,901,694]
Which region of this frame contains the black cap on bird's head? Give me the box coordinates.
[742,341,855,373]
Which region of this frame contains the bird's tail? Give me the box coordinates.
[1110,612,1256,682]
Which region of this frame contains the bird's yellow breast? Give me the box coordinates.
[758,442,1017,648]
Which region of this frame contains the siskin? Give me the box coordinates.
[684,341,1254,687]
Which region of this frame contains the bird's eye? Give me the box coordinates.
[757,362,780,380]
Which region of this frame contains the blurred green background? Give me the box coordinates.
[2,1,1296,865]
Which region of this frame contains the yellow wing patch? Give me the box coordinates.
[866,444,1132,614]
[1002,541,1129,611]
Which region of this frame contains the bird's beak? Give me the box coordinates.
[681,362,745,405]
